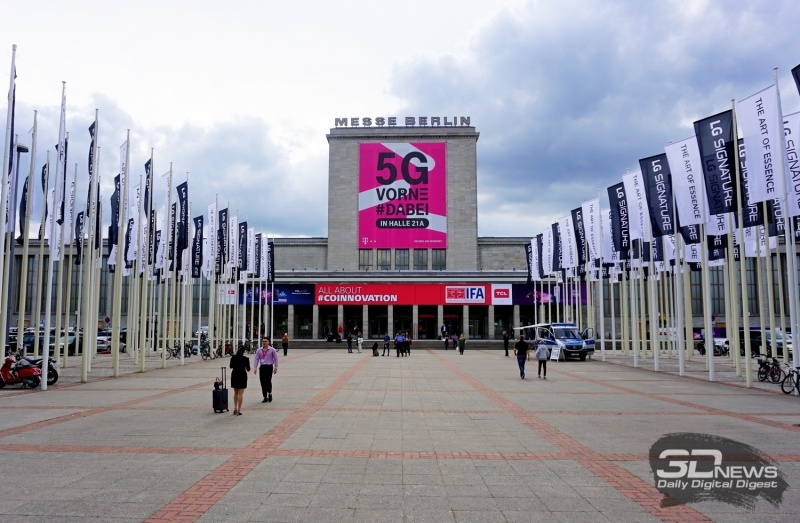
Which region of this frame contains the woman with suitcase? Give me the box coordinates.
[230,346,251,415]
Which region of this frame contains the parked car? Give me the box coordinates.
[96,337,127,354]
[194,326,209,338]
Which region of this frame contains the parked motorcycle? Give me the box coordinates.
[0,355,42,388]
[16,352,59,386]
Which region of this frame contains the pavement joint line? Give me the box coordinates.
[430,349,713,523]
[0,380,211,439]
[143,350,373,523]
[555,365,800,434]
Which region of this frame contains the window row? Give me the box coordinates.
[359,249,446,271]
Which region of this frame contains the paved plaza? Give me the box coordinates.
[0,345,798,522]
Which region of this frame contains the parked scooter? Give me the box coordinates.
[0,355,42,388]
[17,353,59,386]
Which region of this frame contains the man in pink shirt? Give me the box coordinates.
[253,337,279,403]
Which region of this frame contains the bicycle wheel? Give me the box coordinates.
[757,366,768,382]
[769,367,784,384]
[165,348,172,360]
[781,373,797,394]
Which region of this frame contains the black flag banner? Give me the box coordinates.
[737,139,763,229]
[639,153,676,238]
[143,159,152,216]
[254,233,262,278]
[192,215,203,278]
[109,174,120,252]
[525,242,533,283]
[571,207,587,266]
[238,221,248,272]
[148,210,156,265]
[266,238,275,283]
[694,110,737,217]
[55,139,68,225]
[124,218,134,269]
[792,63,800,96]
[607,182,630,260]
[176,181,188,251]
[16,174,28,244]
[551,222,562,273]
[767,198,784,237]
[679,224,702,245]
[536,234,545,280]
[74,211,84,265]
[218,208,229,268]
[37,163,48,240]
[708,234,727,262]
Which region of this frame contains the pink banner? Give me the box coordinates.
[358,142,447,249]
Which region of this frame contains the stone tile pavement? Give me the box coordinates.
[0,345,797,522]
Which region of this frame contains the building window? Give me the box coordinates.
[359,249,373,271]
[432,249,446,270]
[377,249,392,270]
[413,249,428,270]
[395,249,409,270]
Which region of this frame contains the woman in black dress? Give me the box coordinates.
[230,346,251,415]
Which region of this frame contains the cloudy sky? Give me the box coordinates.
[2,0,799,240]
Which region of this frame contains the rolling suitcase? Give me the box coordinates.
[213,366,229,413]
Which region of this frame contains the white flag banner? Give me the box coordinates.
[663,235,676,263]
[63,177,75,244]
[707,212,730,235]
[542,228,553,275]
[126,184,140,263]
[228,214,238,268]
[202,227,212,280]
[155,230,165,270]
[783,112,800,217]
[530,237,539,282]
[558,215,577,269]
[685,242,701,264]
[207,202,217,262]
[738,84,784,205]
[119,141,128,228]
[601,209,616,263]
[581,198,601,261]
[665,137,708,226]
[247,227,255,274]
[622,170,650,240]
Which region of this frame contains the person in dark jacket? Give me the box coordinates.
[514,335,530,379]
[229,346,251,415]
[503,331,510,356]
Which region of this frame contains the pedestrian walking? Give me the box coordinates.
[346,332,353,353]
[535,340,549,379]
[230,345,251,415]
[514,335,530,379]
[357,331,363,353]
[253,337,279,403]
[444,335,449,350]
[395,331,404,357]
[281,332,290,356]
[503,331,509,356]
[383,332,390,356]
[458,333,466,355]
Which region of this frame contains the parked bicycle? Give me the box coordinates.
[757,357,784,384]
[781,366,800,395]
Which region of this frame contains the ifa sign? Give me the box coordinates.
[445,286,488,304]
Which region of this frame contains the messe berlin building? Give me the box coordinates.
[7,119,777,341]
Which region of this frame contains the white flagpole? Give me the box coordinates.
[82,112,99,382]
[32,165,50,360]
[0,45,17,334]
[59,164,77,368]
[16,111,37,352]
[775,69,800,374]
[139,152,153,373]
[41,80,69,389]
[111,131,130,376]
